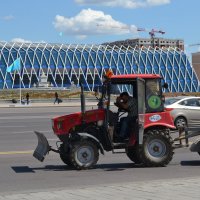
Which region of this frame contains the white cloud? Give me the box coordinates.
[11,38,46,43]
[75,0,170,8]
[53,9,137,39]
[2,15,14,21]
[11,38,32,43]
[147,0,170,6]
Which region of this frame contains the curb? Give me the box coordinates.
[0,102,98,108]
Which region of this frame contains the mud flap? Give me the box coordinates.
[33,131,51,162]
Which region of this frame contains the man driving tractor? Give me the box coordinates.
[115,92,138,141]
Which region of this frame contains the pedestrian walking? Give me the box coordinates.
[26,93,30,105]
[54,92,59,104]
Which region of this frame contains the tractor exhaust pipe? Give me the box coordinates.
[80,83,85,115]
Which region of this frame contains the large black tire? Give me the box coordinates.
[60,153,73,166]
[69,140,99,170]
[175,117,187,129]
[59,144,74,167]
[126,147,142,164]
[136,128,174,167]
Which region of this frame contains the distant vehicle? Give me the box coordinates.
[165,96,200,128]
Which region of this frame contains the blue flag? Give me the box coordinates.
[6,58,21,73]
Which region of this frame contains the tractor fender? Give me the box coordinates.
[145,123,175,130]
[190,138,200,153]
[76,132,104,155]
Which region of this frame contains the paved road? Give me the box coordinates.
[1,177,199,200]
[0,106,200,199]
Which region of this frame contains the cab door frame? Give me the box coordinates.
[136,78,146,145]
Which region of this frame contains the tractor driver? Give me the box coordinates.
[115,92,138,140]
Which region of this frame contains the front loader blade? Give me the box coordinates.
[33,131,51,162]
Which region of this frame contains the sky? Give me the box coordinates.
[0,0,200,58]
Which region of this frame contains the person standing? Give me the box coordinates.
[54,92,59,104]
[26,93,30,105]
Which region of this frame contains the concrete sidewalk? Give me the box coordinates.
[0,101,98,108]
[0,177,199,200]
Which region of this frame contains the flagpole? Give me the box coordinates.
[20,73,21,105]
[18,59,21,105]
[6,58,21,104]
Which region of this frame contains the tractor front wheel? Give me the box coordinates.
[138,129,174,167]
[59,144,73,167]
[70,140,99,170]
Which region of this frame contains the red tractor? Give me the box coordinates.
[33,73,176,169]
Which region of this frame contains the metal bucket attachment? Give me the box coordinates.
[33,131,51,162]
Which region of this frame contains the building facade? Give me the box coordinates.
[192,52,200,80]
[104,38,184,51]
[0,42,199,92]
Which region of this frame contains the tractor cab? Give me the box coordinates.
[96,74,166,146]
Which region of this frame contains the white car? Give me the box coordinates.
[165,96,200,128]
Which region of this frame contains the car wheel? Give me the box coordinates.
[175,117,187,129]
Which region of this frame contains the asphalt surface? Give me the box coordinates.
[0,104,199,199]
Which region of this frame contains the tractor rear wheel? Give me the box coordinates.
[126,147,142,164]
[137,129,174,167]
[69,140,99,170]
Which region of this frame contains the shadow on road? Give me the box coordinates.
[95,163,141,171]
[11,165,69,173]
[11,163,144,173]
[181,160,200,166]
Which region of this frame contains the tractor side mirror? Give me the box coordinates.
[161,95,165,103]
[162,83,168,89]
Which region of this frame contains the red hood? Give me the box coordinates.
[52,109,105,136]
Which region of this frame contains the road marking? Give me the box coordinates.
[0,125,27,128]
[0,150,33,155]
[12,130,52,134]
[0,115,54,120]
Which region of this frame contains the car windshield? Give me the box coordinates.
[165,98,182,105]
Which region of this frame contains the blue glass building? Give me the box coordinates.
[0,42,199,92]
